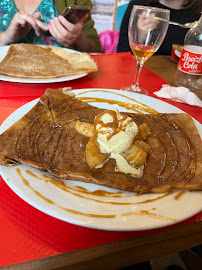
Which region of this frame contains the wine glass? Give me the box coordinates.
[122,6,170,94]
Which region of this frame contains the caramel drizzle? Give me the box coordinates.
[17,169,115,218]
[18,169,178,222]
[122,210,177,222]
[94,109,133,140]
[75,185,123,197]
[76,89,157,114]
[78,97,157,114]
[27,170,173,205]
[28,170,124,197]
[41,174,144,205]
[135,191,174,204]
[174,191,185,200]
[76,89,157,112]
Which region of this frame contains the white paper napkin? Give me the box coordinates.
[154,84,202,108]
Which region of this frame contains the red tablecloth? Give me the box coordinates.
[0,52,201,267]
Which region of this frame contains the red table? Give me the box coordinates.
[0,52,201,269]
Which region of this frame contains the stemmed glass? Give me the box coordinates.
[122,6,170,94]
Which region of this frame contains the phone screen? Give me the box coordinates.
[61,5,90,24]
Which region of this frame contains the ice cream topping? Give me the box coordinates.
[94,109,143,177]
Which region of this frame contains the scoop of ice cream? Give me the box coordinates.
[95,109,138,154]
[94,109,142,177]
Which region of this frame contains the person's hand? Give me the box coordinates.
[47,14,88,47]
[137,11,159,32]
[136,11,159,43]
[4,11,48,44]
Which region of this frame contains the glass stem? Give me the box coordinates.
[132,61,143,90]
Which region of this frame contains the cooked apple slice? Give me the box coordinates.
[86,136,109,169]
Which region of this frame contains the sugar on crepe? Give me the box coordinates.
[0,44,98,79]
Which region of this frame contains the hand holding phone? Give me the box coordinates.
[61,5,90,24]
[44,5,90,36]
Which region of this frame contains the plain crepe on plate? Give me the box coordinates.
[0,88,201,194]
[0,43,98,79]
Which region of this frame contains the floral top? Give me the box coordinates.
[0,0,62,46]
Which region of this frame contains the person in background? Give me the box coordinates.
[117,0,202,55]
[0,0,101,53]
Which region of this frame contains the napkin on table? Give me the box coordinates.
[154,84,202,108]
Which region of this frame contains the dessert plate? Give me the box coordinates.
[0,89,201,231]
[0,46,87,83]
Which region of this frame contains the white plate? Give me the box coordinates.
[0,89,201,231]
[174,49,181,59]
[0,46,87,83]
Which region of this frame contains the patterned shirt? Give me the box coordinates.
[0,0,62,46]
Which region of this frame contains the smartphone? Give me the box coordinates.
[43,5,90,36]
[61,5,90,24]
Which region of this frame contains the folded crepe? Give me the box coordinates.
[172,44,183,58]
[0,88,201,193]
[172,44,183,54]
[0,44,97,78]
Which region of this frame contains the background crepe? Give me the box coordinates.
[0,44,98,79]
[0,88,201,194]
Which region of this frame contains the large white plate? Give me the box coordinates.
[0,46,87,83]
[0,89,201,231]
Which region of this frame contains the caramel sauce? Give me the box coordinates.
[135,191,173,204]
[94,110,120,140]
[75,186,123,197]
[20,169,178,222]
[27,171,124,197]
[76,89,157,114]
[18,169,115,218]
[76,90,158,114]
[79,97,157,114]
[94,109,134,140]
[174,191,185,200]
[42,174,125,199]
[18,169,54,205]
[26,170,43,179]
[26,170,173,205]
[122,210,177,222]
[41,174,134,205]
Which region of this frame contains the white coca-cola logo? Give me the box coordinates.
[181,51,202,71]
[178,49,202,74]
[182,52,202,64]
[183,61,198,70]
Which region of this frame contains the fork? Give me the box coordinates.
[155,17,196,28]
[169,21,196,28]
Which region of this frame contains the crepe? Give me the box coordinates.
[0,88,202,193]
[172,44,184,58]
[172,44,183,54]
[0,44,97,79]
